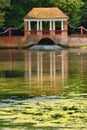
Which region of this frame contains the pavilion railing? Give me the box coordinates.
[0,29,66,36]
[28,30,62,35]
[55,30,61,34]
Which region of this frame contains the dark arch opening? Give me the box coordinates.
[38,38,55,45]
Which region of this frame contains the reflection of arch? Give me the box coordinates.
[38,38,55,45]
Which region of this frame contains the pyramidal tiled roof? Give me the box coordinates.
[25,7,68,19]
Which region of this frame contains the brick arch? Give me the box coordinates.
[38,38,55,45]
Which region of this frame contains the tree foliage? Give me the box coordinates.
[49,0,83,26]
[81,0,87,27]
[0,0,9,27]
[5,0,52,27]
[0,0,87,31]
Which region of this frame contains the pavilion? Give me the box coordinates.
[24,7,69,44]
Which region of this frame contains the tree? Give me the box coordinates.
[0,0,9,27]
[5,0,84,30]
[5,0,25,27]
[5,0,53,27]
[81,0,87,28]
[49,0,83,27]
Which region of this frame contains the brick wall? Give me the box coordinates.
[68,36,87,46]
[1,34,87,48]
[0,36,24,47]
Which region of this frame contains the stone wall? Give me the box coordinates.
[68,36,87,47]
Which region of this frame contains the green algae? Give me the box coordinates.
[0,99,87,130]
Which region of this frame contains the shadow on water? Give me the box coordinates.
[0,70,24,78]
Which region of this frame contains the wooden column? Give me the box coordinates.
[50,21,52,30]
[37,21,39,31]
[40,21,42,31]
[28,21,31,31]
[53,21,55,30]
[61,20,64,30]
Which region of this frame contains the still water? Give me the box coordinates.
[0,49,87,129]
[0,49,87,98]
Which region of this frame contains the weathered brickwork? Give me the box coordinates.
[0,36,24,47]
[0,34,87,48]
[68,36,87,47]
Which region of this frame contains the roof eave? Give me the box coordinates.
[24,16,69,19]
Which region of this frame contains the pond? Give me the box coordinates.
[0,49,87,130]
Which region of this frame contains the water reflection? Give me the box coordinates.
[0,49,87,130]
[25,50,68,96]
[0,49,87,98]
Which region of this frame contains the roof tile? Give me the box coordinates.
[25,7,68,19]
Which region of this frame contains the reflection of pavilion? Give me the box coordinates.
[25,50,68,96]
